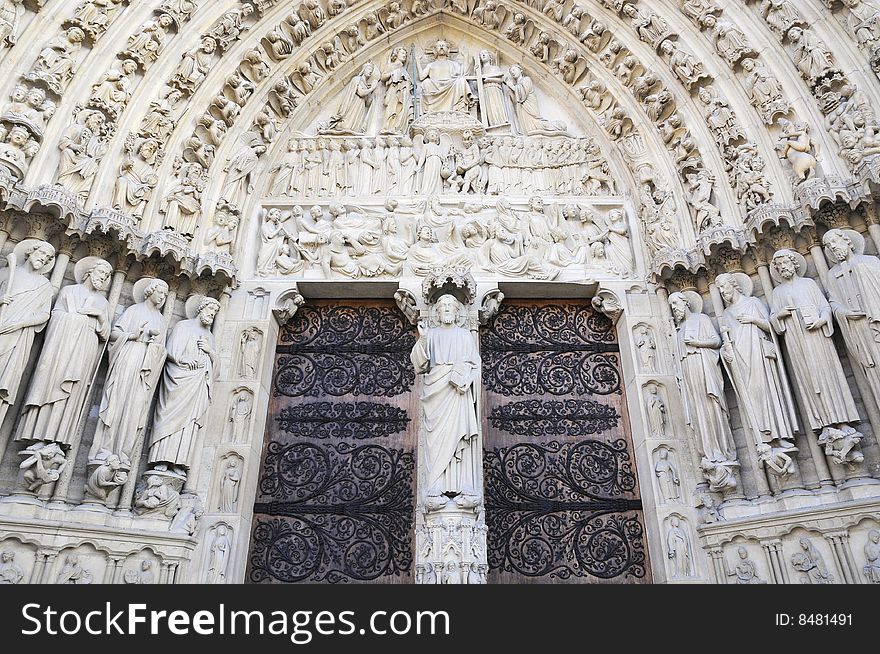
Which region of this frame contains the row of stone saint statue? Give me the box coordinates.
[266,134,614,199]
[0,239,220,510]
[256,197,633,279]
[671,230,880,493]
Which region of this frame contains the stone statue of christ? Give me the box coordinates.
[410,294,481,503]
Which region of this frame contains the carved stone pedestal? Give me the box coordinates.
[416,505,487,584]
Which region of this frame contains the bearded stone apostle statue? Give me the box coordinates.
[715,272,799,463]
[147,296,220,476]
[669,291,738,488]
[410,294,481,505]
[822,229,880,408]
[0,239,55,429]
[769,249,864,465]
[15,257,112,447]
[89,278,169,470]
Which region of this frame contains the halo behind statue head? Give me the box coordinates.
[13,239,55,275]
[822,228,865,260]
[185,294,221,319]
[769,249,807,283]
[74,256,112,284]
[133,277,168,303]
[669,290,703,315]
[716,272,753,298]
[681,290,703,314]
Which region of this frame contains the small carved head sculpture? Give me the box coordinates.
[435,294,462,326]
[668,292,692,324]
[391,46,408,65]
[770,249,803,282]
[822,229,857,263]
[197,297,221,327]
[479,49,494,65]
[434,40,450,58]
[85,260,113,291]
[25,241,55,272]
[144,279,170,308]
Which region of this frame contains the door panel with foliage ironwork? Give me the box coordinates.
[246,301,417,584]
[481,301,650,584]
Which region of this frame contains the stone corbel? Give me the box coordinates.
[393,288,419,326]
[272,287,305,326]
[591,288,624,323]
[478,289,505,326]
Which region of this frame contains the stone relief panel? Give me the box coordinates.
[664,513,696,580]
[653,444,680,504]
[256,198,633,282]
[225,387,255,444]
[0,539,36,584]
[215,451,244,513]
[236,326,264,380]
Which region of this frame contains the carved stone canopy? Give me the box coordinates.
[422,264,476,305]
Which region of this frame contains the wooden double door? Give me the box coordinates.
[247,300,650,584]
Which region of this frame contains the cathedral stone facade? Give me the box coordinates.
[0,0,878,586]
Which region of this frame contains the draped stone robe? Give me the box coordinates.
[0,268,52,417]
[720,295,797,445]
[825,253,880,406]
[410,324,481,498]
[148,317,219,469]
[89,301,167,464]
[15,283,111,446]
[675,312,736,462]
[770,276,860,430]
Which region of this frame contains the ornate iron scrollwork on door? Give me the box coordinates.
[274,305,416,398]
[249,302,417,584]
[484,440,646,580]
[250,441,415,583]
[481,303,622,397]
[482,301,650,583]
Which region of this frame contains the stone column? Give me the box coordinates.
[824,532,858,584]
[38,551,58,584]
[707,547,726,583]
[105,557,123,583]
[49,237,76,296]
[159,561,171,585]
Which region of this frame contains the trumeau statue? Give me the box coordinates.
[822,229,880,408]
[715,273,798,459]
[669,291,737,475]
[769,249,864,465]
[15,258,112,448]
[411,294,481,505]
[147,297,220,475]
[0,239,55,430]
[89,278,169,471]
